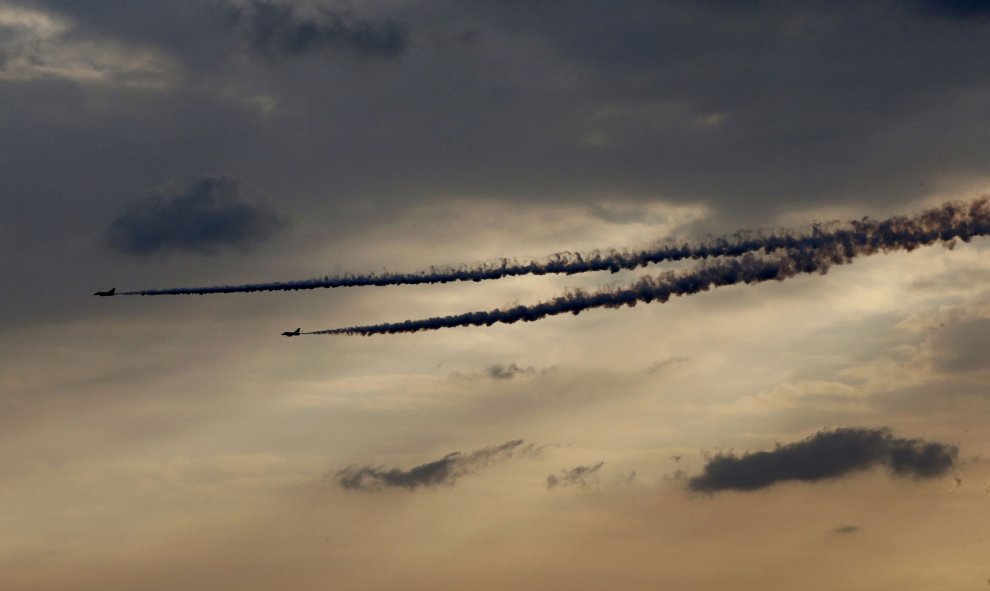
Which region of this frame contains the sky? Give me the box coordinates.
[3,0,990,588]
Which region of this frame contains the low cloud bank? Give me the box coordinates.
[689,427,958,493]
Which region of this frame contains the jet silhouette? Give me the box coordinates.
[93,287,116,297]
[282,328,301,337]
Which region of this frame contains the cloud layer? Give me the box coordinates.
[688,428,958,493]
[6,2,990,588]
[106,176,283,256]
[231,0,409,61]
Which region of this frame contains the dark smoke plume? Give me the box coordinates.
[118,197,989,297]
[307,199,990,335]
[688,427,958,493]
[334,439,524,491]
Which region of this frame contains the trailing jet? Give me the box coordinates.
[282,328,301,337]
[93,287,116,297]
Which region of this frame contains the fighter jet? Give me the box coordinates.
[93,287,116,297]
[282,328,301,337]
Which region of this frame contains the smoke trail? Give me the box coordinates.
[305,198,990,336]
[118,198,986,296]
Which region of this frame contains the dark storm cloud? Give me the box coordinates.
[106,176,283,257]
[916,0,990,18]
[16,0,990,229]
[12,0,990,330]
[546,461,604,489]
[493,0,990,218]
[688,428,958,493]
[334,439,524,491]
[230,0,408,60]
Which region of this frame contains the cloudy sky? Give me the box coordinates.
[4,0,990,588]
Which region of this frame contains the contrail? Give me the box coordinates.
[117,202,977,296]
[304,198,990,336]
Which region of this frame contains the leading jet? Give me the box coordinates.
[93,287,116,297]
[282,328,301,337]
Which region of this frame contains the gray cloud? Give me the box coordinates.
[334,439,524,491]
[231,0,409,61]
[546,461,604,489]
[10,0,990,331]
[486,363,537,380]
[647,357,690,375]
[448,364,555,381]
[105,176,283,257]
[917,0,990,19]
[689,428,958,493]
[12,0,990,231]
[930,318,990,374]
